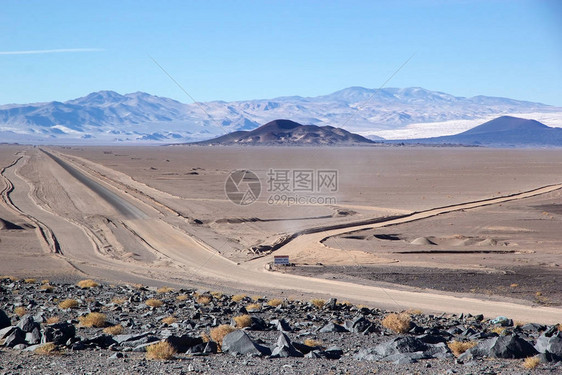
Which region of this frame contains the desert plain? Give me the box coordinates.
[1,145,561,324]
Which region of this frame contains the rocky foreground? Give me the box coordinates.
[0,277,561,374]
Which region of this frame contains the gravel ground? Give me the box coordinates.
[0,277,560,374]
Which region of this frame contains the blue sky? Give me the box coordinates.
[1,0,561,105]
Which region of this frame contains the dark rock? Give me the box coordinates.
[318,322,348,333]
[270,333,303,358]
[165,334,203,353]
[293,341,315,355]
[4,327,26,347]
[221,330,271,356]
[270,318,292,332]
[459,334,538,361]
[16,315,38,333]
[417,334,448,345]
[0,310,10,329]
[535,331,562,356]
[322,346,343,359]
[25,327,41,345]
[521,323,546,332]
[115,333,159,348]
[83,334,117,349]
[344,316,372,333]
[0,326,15,340]
[249,316,267,331]
[42,322,75,345]
[305,350,322,358]
[538,352,562,363]
[325,298,337,310]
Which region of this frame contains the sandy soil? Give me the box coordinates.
[1,145,561,323]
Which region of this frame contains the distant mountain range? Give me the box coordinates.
[194,119,376,145]
[0,87,560,144]
[398,116,562,147]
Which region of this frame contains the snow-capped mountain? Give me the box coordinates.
[0,87,560,144]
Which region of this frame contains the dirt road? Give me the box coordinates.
[2,147,560,324]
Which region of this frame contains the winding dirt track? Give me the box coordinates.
[2,148,561,324]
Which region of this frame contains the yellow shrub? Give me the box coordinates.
[196,295,212,305]
[176,294,188,301]
[310,299,325,309]
[145,299,163,308]
[14,306,27,317]
[267,298,283,307]
[103,324,124,335]
[231,294,246,302]
[58,299,79,309]
[40,284,54,292]
[146,341,176,360]
[304,338,323,348]
[34,342,58,355]
[245,303,261,312]
[46,316,60,324]
[24,278,37,284]
[78,312,106,328]
[381,313,411,333]
[210,325,237,350]
[522,355,541,369]
[447,340,478,357]
[111,297,126,304]
[233,314,252,328]
[161,316,177,325]
[77,279,99,288]
[157,286,174,294]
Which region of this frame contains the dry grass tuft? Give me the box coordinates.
[39,284,54,292]
[522,355,541,369]
[46,316,60,324]
[77,279,99,289]
[267,298,283,307]
[310,299,325,309]
[231,294,246,302]
[510,283,519,288]
[24,278,37,284]
[405,308,423,315]
[210,324,237,350]
[491,326,506,335]
[161,316,177,325]
[58,299,79,309]
[245,303,261,312]
[513,320,526,328]
[146,341,176,360]
[382,313,411,333]
[156,286,174,294]
[41,279,50,284]
[448,340,478,357]
[145,299,164,308]
[103,324,124,335]
[2,275,18,281]
[78,312,107,328]
[34,342,59,355]
[252,295,262,302]
[210,291,223,299]
[304,338,323,348]
[233,314,252,328]
[14,306,27,317]
[196,295,212,305]
[175,294,188,301]
[111,297,126,305]
[200,332,211,343]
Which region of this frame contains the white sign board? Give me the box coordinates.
[274,255,290,265]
